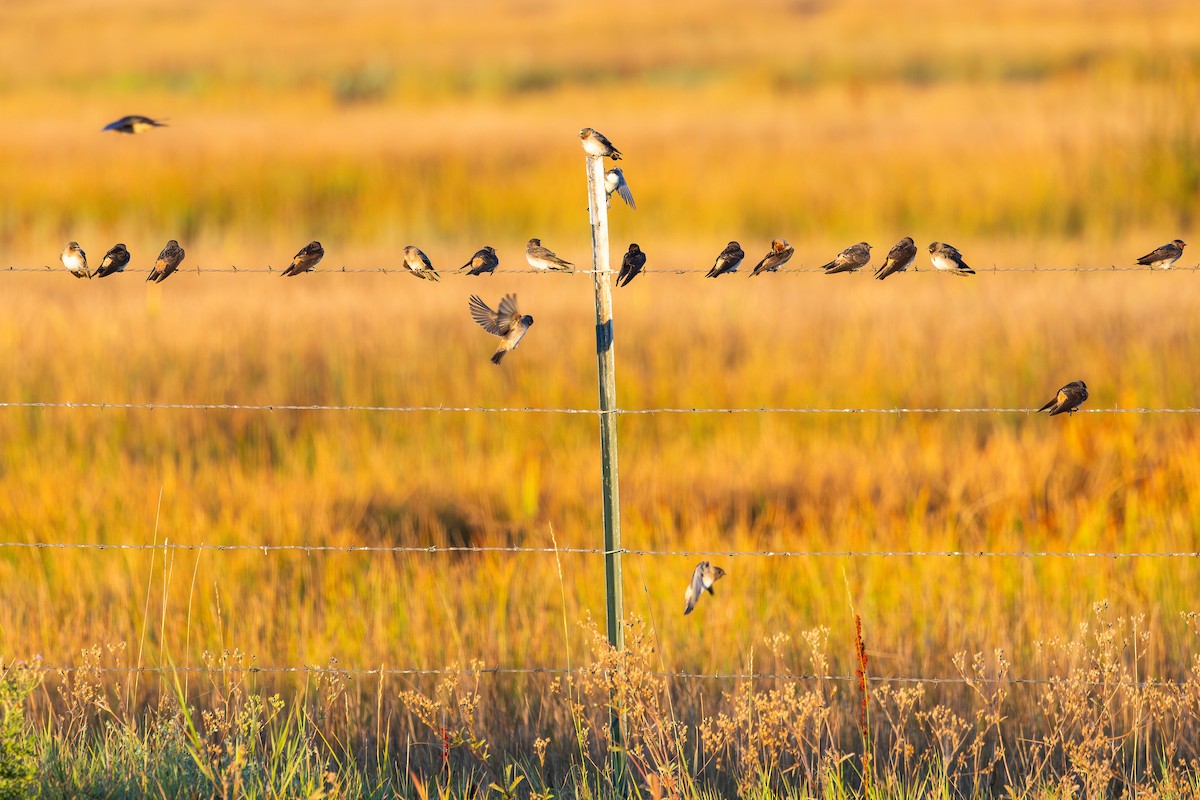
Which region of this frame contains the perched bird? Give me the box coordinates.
[1136,239,1187,270]
[821,242,872,274]
[579,127,622,160]
[526,238,574,272]
[60,242,90,279]
[875,237,917,281]
[146,240,185,283]
[706,241,745,278]
[468,294,534,365]
[605,167,636,210]
[928,242,975,275]
[750,238,794,276]
[281,241,324,277]
[102,115,168,134]
[1037,380,1089,416]
[402,246,440,281]
[617,243,646,287]
[461,246,499,276]
[95,243,131,278]
[684,561,726,616]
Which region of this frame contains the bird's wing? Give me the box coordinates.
[469,296,505,335]
[615,180,636,209]
[496,294,522,332]
[684,565,705,615]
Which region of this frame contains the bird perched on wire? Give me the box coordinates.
[684,561,726,615]
[526,238,574,272]
[1135,239,1187,270]
[617,243,646,287]
[579,127,622,159]
[706,241,745,278]
[95,243,131,278]
[147,240,185,283]
[605,168,636,210]
[469,294,534,365]
[102,115,168,134]
[927,242,975,275]
[461,246,499,276]
[1037,380,1089,416]
[875,237,917,281]
[60,242,90,279]
[281,241,324,277]
[402,246,440,281]
[821,242,872,274]
[750,238,794,276]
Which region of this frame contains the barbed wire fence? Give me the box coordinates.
[3,265,1200,275]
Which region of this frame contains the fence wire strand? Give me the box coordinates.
[4,265,1200,276]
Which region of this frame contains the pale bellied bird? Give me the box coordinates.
[281,241,324,277]
[684,561,726,615]
[60,242,90,279]
[102,115,168,134]
[579,127,622,159]
[927,242,975,275]
[605,168,636,209]
[469,294,534,365]
[403,246,440,281]
[526,238,574,272]
[1136,239,1186,270]
[706,241,745,278]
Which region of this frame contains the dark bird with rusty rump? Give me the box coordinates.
[875,237,917,281]
[1037,380,1089,416]
[750,238,794,276]
[706,241,745,278]
[461,246,499,276]
[469,293,534,365]
[281,241,324,277]
[95,243,131,278]
[147,240,185,283]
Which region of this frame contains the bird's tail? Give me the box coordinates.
[146,271,158,283]
[956,266,976,275]
[1036,400,1055,413]
[491,350,506,365]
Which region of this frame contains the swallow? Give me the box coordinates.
[579,127,622,160]
[469,294,534,365]
[461,246,499,276]
[95,243,131,278]
[60,242,90,279]
[1037,380,1089,416]
[875,237,917,281]
[281,241,324,277]
[684,561,726,615]
[1135,239,1186,270]
[927,242,975,275]
[706,241,745,278]
[147,240,185,283]
[617,243,646,287]
[102,115,168,134]
[526,238,574,272]
[605,168,636,210]
[750,238,794,276]
[402,246,440,281]
[821,242,872,274]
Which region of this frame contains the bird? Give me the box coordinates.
[402,246,440,281]
[1135,239,1186,270]
[526,238,574,272]
[928,242,975,275]
[750,238,794,276]
[468,294,534,365]
[102,115,168,134]
[706,241,745,278]
[605,168,636,210]
[617,243,646,287]
[1037,380,1089,416]
[684,561,726,615]
[875,237,917,281]
[60,242,90,279]
[461,246,499,276]
[579,127,622,159]
[95,243,131,278]
[821,242,872,274]
[146,240,185,283]
[281,241,324,277]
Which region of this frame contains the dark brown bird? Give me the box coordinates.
[95,243,131,278]
[1037,380,1089,416]
[875,237,917,280]
[750,238,794,276]
[821,242,872,274]
[1135,239,1186,270]
[706,241,745,278]
[461,246,499,276]
[281,241,324,277]
[146,240,185,283]
[469,294,534,365]
[684,561,726,615]
[617,243,646,287]
[102,115,168,134]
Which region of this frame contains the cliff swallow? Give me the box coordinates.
[875,237,916,281]
[706,241,745,278]
[617,243,646,287]
[605,167,636,210]
[60,242,90,279]
[147,240,185,283]
[526,238,574,272]
[1136,239,1186,270]
[928,242,975,275]
[281,241,324,277]
[102,115,168,134]
[579,127,622,159]
[461,246,499,276]
[750,238,794,276]
[684,561,726,615]
[95,243,130,278]
[1037,380,1089,416]
[402,246,440,281]
[469,293,534,365]
[821,242,872,274]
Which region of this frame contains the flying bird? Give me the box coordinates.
[95,243,131,278]
[1135,239,1186,270]
[706,241,745,278]
[526,238,574,272]
[60,242,90,279]
[684,561,726,616]
[579,127,622,160]
[468,294,534,365]
[461,246,499,276]
[281,241,324,277]
[605,168,636,210]
[928,242,975,275]
[875,237,917,281]
[147,240,185,283]
[750,238,794,276]
[821,242,872,274]
[617,243,646,287]
[402,246,440,281]
[1037,380,1089,416]
[102,115,168,134]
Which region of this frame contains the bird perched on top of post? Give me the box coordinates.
[579,128,622,160]
[102,115,168,134]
